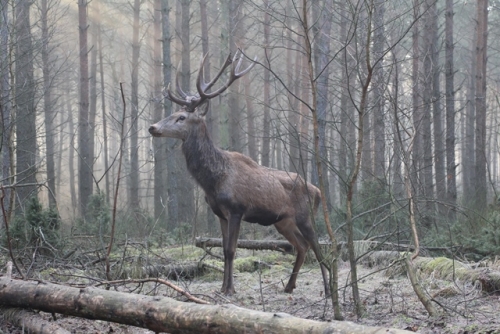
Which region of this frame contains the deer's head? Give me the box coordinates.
[149,49,256,141]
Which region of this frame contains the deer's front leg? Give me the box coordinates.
[221,213,242,295]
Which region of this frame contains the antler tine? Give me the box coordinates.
[196,53,233,96]
[166,83,190,106]
[175,70,189,99]
[233,50,257,78]
[166,65,205,111]
[198,49,256,100]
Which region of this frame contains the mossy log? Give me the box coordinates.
[370,252,500,294]
[412,257,500,294]
[120,262,206,280]
[0,277,413,334]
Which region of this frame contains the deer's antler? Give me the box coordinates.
[166,49,257,113]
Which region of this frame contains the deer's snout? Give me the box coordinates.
[149,125,160,136]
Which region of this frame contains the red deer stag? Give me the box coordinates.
[149,50,329,296]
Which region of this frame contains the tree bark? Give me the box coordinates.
[338,2,349,204]
[78,0,92,218]
[15,0,37,213]
[0,278,412,334]
[429,0,446,218]
[312,0,332,210]
[244,75,258,161]
[0,0,11,226]
[66,84,78,215]
[175,0,195,228]
[228,0,243,153]
[162,0,180,228]
[96,0,110,202]
[475,0,488,211]
[445,0,456,221]
[463,33,476,209]
[411,0,422,210]
[41,0,57,208]
[372,0,386,185]
[152,0,167,225]
[421,0,435,227]
[261,0,271,167]
[129,0,141,211]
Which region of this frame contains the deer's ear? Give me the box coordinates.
[197,101,210,117]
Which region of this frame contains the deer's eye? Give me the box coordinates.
[178,116,185,122]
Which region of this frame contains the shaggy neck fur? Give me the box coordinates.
[182,120,228,194]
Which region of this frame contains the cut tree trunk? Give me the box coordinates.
[0,277,412,334]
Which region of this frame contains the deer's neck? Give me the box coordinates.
[182,123,228,194]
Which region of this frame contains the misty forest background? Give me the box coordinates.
[1,0,500,260]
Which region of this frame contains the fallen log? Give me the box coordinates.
[0,307,70,334]
[195,237,295,254]
[0,277,412,334]
[121,262,206,280]
[195,238,437,258]
[412,257,500,294]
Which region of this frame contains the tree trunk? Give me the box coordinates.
[66,85,78,215]
[411,0,422,212]
[78,0,92,218]
[96,0,110,202]
[312,0,332,210]
[228,0,243,153]
[474,0,488,211]
[0,278,411,334]
[338,2,349,204]
[15,0,37,213]
[152,0,167,224]
[298,52,310,179]
[88,1,98,205]
[372,0,386,185]
[176,0,195,227]
[162,0,180,229]
[244,76,258,161]
[429,0,445,219]
[261,0,271,167]
[288,46,301,174]
[421,0,435,228]
[129,0,141,211]
[199,0,216,142]
[1,0,12,224]
[41,0,57,208]
[391,43,404,199]
[444,0,456,221]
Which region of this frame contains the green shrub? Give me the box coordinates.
[78,191,110,236]
[7,196,61,253]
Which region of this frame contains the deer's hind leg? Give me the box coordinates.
[295,216,331,297]
[274,218,310,293]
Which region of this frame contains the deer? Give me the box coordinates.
[149,50,330,296]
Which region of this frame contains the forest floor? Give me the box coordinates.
[1,245,500,334]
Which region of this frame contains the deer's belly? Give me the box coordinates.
[243,209,286,226]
